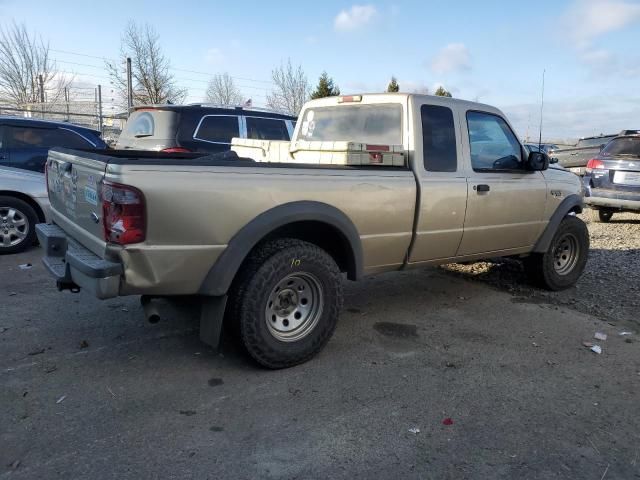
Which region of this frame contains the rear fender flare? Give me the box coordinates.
[199,201,363,296]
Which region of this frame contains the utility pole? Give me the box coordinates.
[97,84,104,134]
[38,74,45,118]
[64,87,70,121]
[126,57,133,113]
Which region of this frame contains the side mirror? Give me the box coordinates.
[526,151,549,171]
[549,156,559,164]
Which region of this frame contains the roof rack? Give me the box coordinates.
[186,103,285,115]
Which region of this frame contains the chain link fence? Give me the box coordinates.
[0,85,127,146]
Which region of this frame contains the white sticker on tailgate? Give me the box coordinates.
[613,171,640,186]
[84,186,98,205]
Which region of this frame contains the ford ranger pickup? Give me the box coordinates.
[36,94,589,368]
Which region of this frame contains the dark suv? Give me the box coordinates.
[116,105,296,153]
[583,132,640,222]
[0,117,107,172]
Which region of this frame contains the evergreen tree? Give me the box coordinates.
[434,86,452,97]
[386,76,400,92]
[310,71,340,99]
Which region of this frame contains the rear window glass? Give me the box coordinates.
[296,104,402,144]
[421,105,457,172]
[194,115,239,144]
[246,117,290,141]
[601,137,640,157]
[5,126,94,149]
[578,137,615,148]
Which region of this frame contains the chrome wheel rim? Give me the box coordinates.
[0,206,29,248]
[265,272,324,342]
[553,233,579,275]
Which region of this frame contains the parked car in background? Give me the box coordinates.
[0,117,107,173]
[583,133,640,222]
[116,104,296,153]
[524,143,558,154]
[0,165,50,253]
[550,133,617,175]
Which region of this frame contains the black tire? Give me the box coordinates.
[0,196,38,255]
[523,216,589,291]
[587,207,614,223]
[228,238,343,369]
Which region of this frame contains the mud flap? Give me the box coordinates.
[199,295,227,351]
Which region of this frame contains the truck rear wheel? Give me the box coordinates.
[228,238,343,369]
[523,216,589,291]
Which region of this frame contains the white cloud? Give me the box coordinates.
[204,48,224,65]
[566,0,640,47]
[334,5,378,31]
[430,43,471,75]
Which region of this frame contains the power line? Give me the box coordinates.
[50,48,274,85]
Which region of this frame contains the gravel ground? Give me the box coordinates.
[1,211,639,479]
[442,210,640,330]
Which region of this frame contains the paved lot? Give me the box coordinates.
[2,218,640,479]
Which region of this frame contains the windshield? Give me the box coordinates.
[601,137,640,157]
[578,136,615,148]
[296,104,402,144]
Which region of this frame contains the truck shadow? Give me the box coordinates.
[439,247,639,328]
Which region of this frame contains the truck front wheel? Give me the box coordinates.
[228,238,343,369]
[523,216,589,291]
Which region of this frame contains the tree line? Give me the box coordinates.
[0,21,453,117]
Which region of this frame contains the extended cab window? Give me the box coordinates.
[6,126,94,149]
[246,117,290,141]
[467,111,522,171]
[297,104,402,144]
[194,115,240,144]
[421,105,457,172]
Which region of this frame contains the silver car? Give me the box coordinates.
[0,165,51,253]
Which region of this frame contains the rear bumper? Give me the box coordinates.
[584,187,640,211]
[35,223,123,299]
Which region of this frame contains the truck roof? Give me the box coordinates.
[302,92,499,113]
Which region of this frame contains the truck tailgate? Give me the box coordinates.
[46,148,108,254]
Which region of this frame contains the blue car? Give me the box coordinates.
[0,117,107,173]
[583,132,640,222]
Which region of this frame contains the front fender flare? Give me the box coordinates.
[199,201,363,296]
[533,194,584,253]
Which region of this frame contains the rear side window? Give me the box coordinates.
[246,117,290,141]
[5,126,94,149]
[421,105,457,172]
[194,115,239,144]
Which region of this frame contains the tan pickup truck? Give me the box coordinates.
[36,94,589,368]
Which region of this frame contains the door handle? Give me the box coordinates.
[475,184,490,193]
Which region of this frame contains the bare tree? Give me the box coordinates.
[205,73,244,106]
[0,22,70,107]
[266,60,309,116]
[106,21,187,107]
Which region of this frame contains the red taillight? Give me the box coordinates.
[586,158,605,172]
[100,180,145,245]
[161,147,191,153]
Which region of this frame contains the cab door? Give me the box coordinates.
[457,110,547,256]
[408,102,468,263]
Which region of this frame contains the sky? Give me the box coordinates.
[1,0,639,140]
